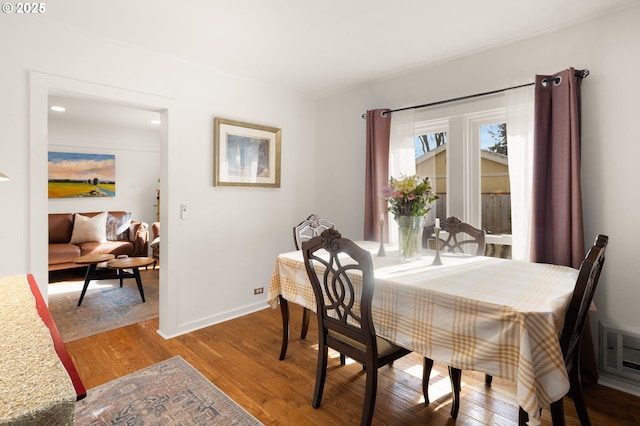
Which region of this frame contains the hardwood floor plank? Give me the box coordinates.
[65,303,640,425]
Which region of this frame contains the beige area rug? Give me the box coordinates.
[75,356,263,425]
[48,267,159,342]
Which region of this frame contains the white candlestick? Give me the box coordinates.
[435,218,440,228]
[377,213,386,257]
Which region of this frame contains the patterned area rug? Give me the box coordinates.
[48,268,159,342]
[75,356,263,425]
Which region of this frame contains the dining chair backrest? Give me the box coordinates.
[423,216,486,256]
[560,234,608,368]
[545,234,609,426]
[293,214,336,250]
[302,228,376,352]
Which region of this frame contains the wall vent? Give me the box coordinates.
[600,322,640,383]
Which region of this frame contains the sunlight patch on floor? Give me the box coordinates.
[426,375,458,402]
[48,281,118,295]
[404,362,460,403]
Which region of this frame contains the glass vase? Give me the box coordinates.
[397,216,424,262]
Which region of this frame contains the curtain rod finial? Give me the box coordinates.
[576,69,590,78]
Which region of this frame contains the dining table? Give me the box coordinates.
[267,241,579,425]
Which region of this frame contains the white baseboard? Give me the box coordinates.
[598,373,640,397]
[156,301,270,339]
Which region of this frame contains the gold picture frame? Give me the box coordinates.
[214,117,281,188]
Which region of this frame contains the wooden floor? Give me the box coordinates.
[66,303,640,425]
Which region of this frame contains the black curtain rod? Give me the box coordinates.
[361,69,589,119]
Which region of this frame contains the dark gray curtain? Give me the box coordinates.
[364,109,391,241]
[531,68,597,383]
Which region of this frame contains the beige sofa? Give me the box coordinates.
[48,211,148,271]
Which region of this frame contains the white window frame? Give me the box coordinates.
[413,94,507,231]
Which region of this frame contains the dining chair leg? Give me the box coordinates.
[361,368,378,426]
[485,373,493,385]
[300,307,311,339]
[300,310,345,367]
[518,407,529,426]
[448,366,462,419]
[423,357,434,404]
[568,364,590,426]
[550,399,567,426]
[278,296,290,360]
[312,345,329,408]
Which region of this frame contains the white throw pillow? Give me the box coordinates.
[69,212,108,244]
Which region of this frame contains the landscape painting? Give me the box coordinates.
[48,152,116,198]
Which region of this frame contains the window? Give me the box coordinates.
[415,130,447,156]
[415,119,448,223]
[413,95,512,257]
[479,121,512,258]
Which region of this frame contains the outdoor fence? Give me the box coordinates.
[424,193,513,259]
[433,193,511,235]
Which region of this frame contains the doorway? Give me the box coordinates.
[30,71,172,337]
[46,95,161,341]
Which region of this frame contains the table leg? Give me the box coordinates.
[518,407,529,426]
[77,263,97,306]
[423,357,434,404]
[278,295,290,360]
[131,267,146,302]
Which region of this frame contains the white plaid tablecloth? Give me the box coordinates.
[267,242,578,424]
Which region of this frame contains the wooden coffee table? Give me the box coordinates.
[73,254,154,306]
[74,254,116,306]
[105,257,155,304]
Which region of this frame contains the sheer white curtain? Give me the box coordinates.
[506,86,535,261]
[389,109,416,178]
[388,109,416,244]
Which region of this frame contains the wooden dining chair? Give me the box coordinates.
[448,235,608,425]
[278,214,337,361]
[422,216,486,256]
[544,234,608,426]
[422,215,490,418]
[293,214,336,340]
[302,229,428,426]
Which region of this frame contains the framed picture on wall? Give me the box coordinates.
[214,117,281,188]
[47,152,116,198]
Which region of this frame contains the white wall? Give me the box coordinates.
[0,15,317,338]
[315,5,640,393]
[48,117,161,231]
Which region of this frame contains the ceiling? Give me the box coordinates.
[45,0,636,98]
[48,95,162,131]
